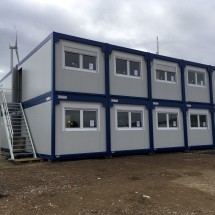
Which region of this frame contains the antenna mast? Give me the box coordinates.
[156,36,159,55]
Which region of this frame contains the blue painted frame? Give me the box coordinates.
[2,31,215,161]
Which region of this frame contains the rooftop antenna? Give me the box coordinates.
[156,36,159,55]
[9,25,20,73]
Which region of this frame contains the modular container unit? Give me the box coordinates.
[184,65,210,103]
[55,40,105,94]
[109,49,148,98]
[152,105,184,150]
[110,103,150,154]
[0,31,215,161]
[212,70,215,103]
[21,37,52,157]
[187,107,213,148]
[151,59,182,101]
[55,101,106,158]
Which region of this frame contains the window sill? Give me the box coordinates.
[64,66,98,74]
[115,73,142,79]
[117,127,144,131]
[187,83,206,88]
[64,128,99,132]
[190,127,208,130]
[157,127,179,130]
[155,79,177,84]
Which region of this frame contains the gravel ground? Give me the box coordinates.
[0,151,215,215]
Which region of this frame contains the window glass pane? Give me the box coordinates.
[65,110,80,128]
[156,70,165,80]
[169,113,178,128]
[83,110,97,128]
[197,72,205,86]
[167,72,176,82]
[116,59,127,75]
[130,61,140,77]
[65,52,80,68]
[117,112,129,127]
[190,114,198,127]
[199,115,207,127]
[188,71,196,84]
[158,113,167,127]
[83,55,96,70]
[131,112,142,127]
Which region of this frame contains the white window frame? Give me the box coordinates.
[189,110,209,130]
[115,106,145,130]
[156,108,180,130]
[114,56,142,79]
[62,103,100,131]
[154,62,178,84]
[187,70,206,88]
[62,42,99,74]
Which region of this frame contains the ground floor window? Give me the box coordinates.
[115,106,144,130]
[189,112,208,129]
[63,103,100,131]
[156,109,179,130]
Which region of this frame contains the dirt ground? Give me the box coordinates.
[0,151,215,215]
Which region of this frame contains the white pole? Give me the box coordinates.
[10,46,13,73]
[156,36,159,55]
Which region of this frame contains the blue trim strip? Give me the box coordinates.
[154,146,185,152]
[112,149,150,156]
[55,152,107,160]
[183,60,210,69]
[146,54,155,153]
[22,91,52,109]
[110,95,149,107]
[186,102,212,109]
[152,99,183,108]
[55,91,106,104]
[151,53,181,64]
[36,153,52,160]
[51,34,56,160]
[17,33,53,69]
[188,145,214,150]
[53,32,106,48]
[104,45,112,157]
[109,44,148,57]
[182,110,189,150]
[207,66,215,148]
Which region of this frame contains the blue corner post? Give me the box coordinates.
[104,44,112,157]
[50,32,57,161]
[180,60,189,150]
[146,53,154,154]
[208,66,215,148]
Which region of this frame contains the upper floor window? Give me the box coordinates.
[156,70,176,83]
[156,110,179,130]
[115,58,141,78]
[154,61,177,84]
[188,70,205,87]
[63,41,99,73]
[65,51,97,72]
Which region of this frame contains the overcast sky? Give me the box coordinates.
[1,0,215,79]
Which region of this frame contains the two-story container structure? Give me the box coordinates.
[0,32,214,160]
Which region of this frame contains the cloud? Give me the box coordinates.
[1,0,215,79]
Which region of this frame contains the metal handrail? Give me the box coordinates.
[20,104,37,158]
[0,86,13,142]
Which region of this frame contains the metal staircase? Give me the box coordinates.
[0,86,37,160]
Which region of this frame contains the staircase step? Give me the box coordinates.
[13,158,42,164]
[2,101,36,161]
